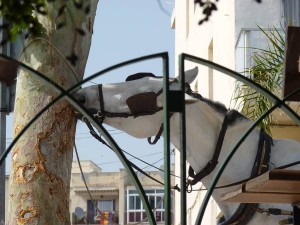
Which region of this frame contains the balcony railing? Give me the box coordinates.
[72,211,118,225]
[235,28,284,74]
[235,28,300,126]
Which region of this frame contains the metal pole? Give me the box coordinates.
[0,86,6,225]
[293,202,300,225]
[163,53,171,225]
[179,55,187,225]
[0,82,6,225]
[0,16,6,225]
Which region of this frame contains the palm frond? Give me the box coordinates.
[231,26,285,135]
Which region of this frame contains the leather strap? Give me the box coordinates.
[188,112,230,186]
[147,124,163,144]
[148,113,174,145]
[98,84,105,113]
[218,129,273,225]
[84,118,166,187]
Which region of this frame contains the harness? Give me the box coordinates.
[215,127,273,225]
[81,73,296,225]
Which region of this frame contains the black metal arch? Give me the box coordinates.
[0,52,169,225]
[1,52,300,225]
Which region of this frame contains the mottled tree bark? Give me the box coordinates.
[7,1,98,224]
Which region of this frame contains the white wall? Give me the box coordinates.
[172,1,283,225]
[235,0,282,41]
[173,1,235,224]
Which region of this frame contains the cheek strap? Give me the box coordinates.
[98,84,105,113]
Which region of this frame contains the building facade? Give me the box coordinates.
[70,161,174,225]
[171,0,300,224]
[5,161,174,225]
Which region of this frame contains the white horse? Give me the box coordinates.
[74,67,299,225]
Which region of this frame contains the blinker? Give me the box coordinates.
[126,92,157,114]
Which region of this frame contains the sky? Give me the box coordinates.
[5,0,175,174]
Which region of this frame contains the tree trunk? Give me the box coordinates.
[7,1,98,224]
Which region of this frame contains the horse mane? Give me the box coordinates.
[200,97,248,125]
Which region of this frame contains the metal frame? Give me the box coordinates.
[1,52,300,225]
[0,52,169,225]
[178,53,300,225]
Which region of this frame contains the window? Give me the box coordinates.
[235,28,284,73]
[186,0,190,38]
[283,0,300,26]
[208,39,214,99]
[126,189,165,223]
[97,200,114,214]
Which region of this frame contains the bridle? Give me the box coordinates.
[86,82,273,189]
[93,84,163,123]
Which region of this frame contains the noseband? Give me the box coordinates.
[93,84,163,123]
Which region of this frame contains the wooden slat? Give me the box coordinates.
[222,187,300,204]
[221,170,300,204]
[283,26,300,101]
[246,169,300,193]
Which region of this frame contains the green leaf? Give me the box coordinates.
[231,26,285,135]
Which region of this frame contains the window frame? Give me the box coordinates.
[282,0,300,26]
[126,188,165,223]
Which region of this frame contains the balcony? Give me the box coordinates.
[72,211,119,225]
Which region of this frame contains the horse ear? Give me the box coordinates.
[184,66,198,84]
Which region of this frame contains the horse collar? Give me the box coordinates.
[187,111,273,225]
[187,110,231,187]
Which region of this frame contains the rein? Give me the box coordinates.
[83,117,180,190]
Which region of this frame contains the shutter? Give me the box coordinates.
[87,200,95,223]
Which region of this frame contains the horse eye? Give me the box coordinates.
[76,94,87,105]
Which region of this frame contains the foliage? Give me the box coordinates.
[232,26,285,134]
[194,0,262,25]
[0,0,47,44]
[0,0,90,46]
[0,0,265,44]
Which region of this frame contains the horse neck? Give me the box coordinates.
[171,100,260,219]
[170,100,225,173]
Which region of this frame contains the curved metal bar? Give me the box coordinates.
[178,53,300,224]
[178,54,187,225]
[162,55,172,225]
[0,52,169,225]
[182,53,300,126]
[75,52,170,91]
[195,88,300,225]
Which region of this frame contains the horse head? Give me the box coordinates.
[74,67,199,138]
